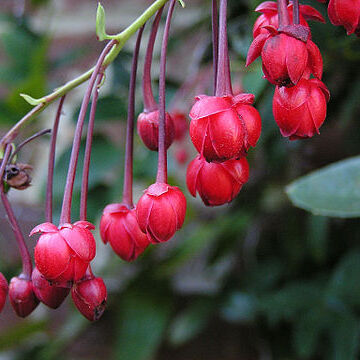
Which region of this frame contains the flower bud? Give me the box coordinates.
[186,155,249,206]
[171,110,188,141]
[5,163,32,190]
[71,276,107,321]
[136,183,187,243]
[0,272,8,313]
[189,95,245,162]
[137,110,175,151]
[31,221,96,284]
[272,78,330,140]
[31,267,70,309]
[8,275,39,317]
[328,0,360,36]
[100,204,150,262]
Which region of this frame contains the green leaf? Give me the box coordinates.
[306,215,329,264]
[286,156,360,218]
[220,292,257,323]
[0,321,46,350]
[294,308,329,359]
[20,93,42,105]
[168,299,213,346]
[96,3,112,41]
[115,292,172,360]
[327,251,360,308]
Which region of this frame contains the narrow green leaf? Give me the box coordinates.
[115,293,172,360]
[20,93,42,105]
[286,156,360,218]
[169,299,213,346]
[96,3,109,41]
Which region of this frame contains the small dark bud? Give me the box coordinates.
[5,163,32,190]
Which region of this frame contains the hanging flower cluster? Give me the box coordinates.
[0,0,348,322]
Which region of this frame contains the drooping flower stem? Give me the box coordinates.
[0,144,32,279]
[79,73,103,221]
[212,0,219,95]
[60,40,117,225]
[277,0,290,27]
[292,0,300,25]
[9,129,51,163]
[46,96,65,223]
[142,8,164,112]
[215,0,233,97]
[122,26,145,208]
[156,0,176,184]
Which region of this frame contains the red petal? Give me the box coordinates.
[73,221,95,231]
[299,5,326,23]
[30,222,58,236]
[307,41,323,79]
[255,1,277,13]
[246,33,270,67]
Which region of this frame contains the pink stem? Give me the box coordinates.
[277,0,290,27]
[122,26,145,208]
[142,8,164,113]
[212,0,219,95]
[59,40,117,225]
[156,0,176,184]
[292,0,300,25]
[0,145,32,279]
[46,96,65,223]
[79,73,103,221]
[215,0,233,97]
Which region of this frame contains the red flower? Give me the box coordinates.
[137,110,175,151]
[246,28,322,87]
[31,267,70,309]
[253,1,325,38]
[0,272,8,313]
[171,110,188,141]
[272,78,330,140]
[30,221,96,284]
[72,275,107,322]
[100,203,150,262]
[187,155,249,206]
[136,182,187,243]
[328,0,360,36]
[8,276,39,317]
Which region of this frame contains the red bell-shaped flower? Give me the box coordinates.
[187,155,249,206]
[328,0,360,35]
[246,29,323,87]
[171,110,188,141]
[30,221,96,284]
[100,203,150,262]
[71,274,107,322]
[0,272,8,313]
[189,95,246,162]
[253,2,325,38]
[231,93,262,151]
[137,110,175,151]
[136,182,187,243]
[31,267,70,309]
[8,275,39,317]
[272,78,330,140]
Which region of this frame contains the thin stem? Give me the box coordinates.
[215,0,233,97]
[122,26,145,208]
[212,0,219,95]
[9,128,51,163]
[79,73,103,221]
[277,0,290,27]
[142,8,163,112]
[0,144,32,279]
[46,96,65,223]
[60,40,117,225]
[156,0,176,184]
[0,0,173,149]
[292,0,300,25]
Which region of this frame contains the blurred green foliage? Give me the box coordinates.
[1,1,360,359]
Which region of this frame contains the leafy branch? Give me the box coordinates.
[0,0,174,148]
